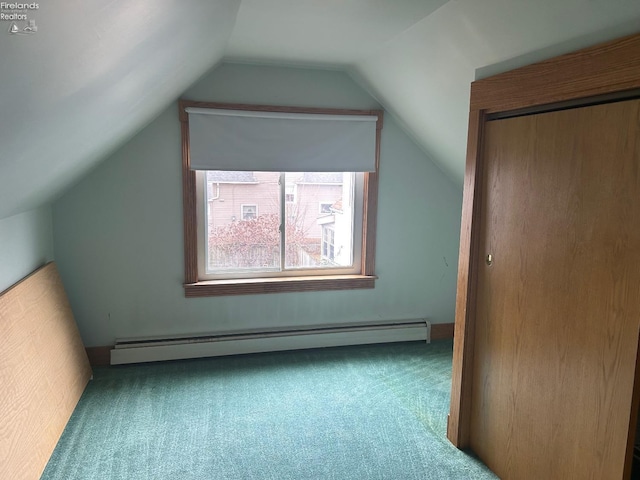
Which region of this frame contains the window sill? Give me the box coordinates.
[184,275,377,297]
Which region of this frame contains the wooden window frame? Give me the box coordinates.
[179,100,383,297]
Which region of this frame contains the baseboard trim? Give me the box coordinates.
[86,323,454,366]
[85,346,113,367]
[111,320,431,365]
[431,323,454,340]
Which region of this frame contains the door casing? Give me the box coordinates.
[448,32,640,480]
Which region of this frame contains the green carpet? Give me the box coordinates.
[41,340,496,479]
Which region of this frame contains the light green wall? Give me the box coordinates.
[0,206,54,292]
[53,63,462,347]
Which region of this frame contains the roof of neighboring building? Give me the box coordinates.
[207,171,256,183]
[300,172,343,184]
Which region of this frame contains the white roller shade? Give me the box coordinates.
[186,108,378,172]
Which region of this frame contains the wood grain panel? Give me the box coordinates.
[179,100,384,120]
[184,274,376,297]
[624,330,640,479]
[431,322,454,340]
[448,109,486,447]
[0,262,92,480]
[362,109,382,276]
[470,100,640,479]
[471,32,640,114]
[85,346,114,367]
[179,103,198,285]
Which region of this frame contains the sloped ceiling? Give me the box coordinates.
[225,0,448,66]
[0,0,240,220]
[350,0,640,183]
[2,0,640,220]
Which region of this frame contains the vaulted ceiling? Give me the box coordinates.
[1,0,639,220]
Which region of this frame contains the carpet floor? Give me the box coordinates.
[41,340,496,479]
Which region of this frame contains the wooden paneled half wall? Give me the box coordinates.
[0,262,92,480]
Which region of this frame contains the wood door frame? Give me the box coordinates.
[448,32,640,473]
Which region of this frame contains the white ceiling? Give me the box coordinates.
[225,0,448,66]
[351,0,640,182]
[0,0,241,220]
[1,0,640,220]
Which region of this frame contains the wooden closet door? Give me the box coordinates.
[470,99,640,479]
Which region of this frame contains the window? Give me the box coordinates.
[241,204,257,221]
[201,170,359,277]
[319,202,333,214]
[285,182,296,203]
[180,101,383,297]
[321,225,335,262]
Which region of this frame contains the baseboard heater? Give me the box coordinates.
[110,319,431,365]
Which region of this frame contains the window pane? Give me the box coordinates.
[206,171,280,271]
[284,172,354,269]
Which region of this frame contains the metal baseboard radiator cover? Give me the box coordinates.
[110,319,431,365]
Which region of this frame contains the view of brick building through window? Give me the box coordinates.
[206,171,354,272]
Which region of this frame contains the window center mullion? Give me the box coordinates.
[279,172,286,272]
